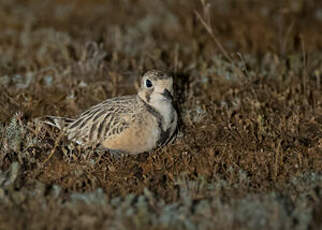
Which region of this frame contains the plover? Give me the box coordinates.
[44,70,178,154]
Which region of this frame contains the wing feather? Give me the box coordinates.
[44,116,74,129]
[65,96,137,145]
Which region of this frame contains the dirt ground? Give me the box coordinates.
[0,0,321,229]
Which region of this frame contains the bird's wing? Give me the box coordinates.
[65,96,137,145]
[43,116,75,129]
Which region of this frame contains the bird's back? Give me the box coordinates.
[45,95,140,146]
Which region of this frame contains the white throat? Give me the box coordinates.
[149,93,174,130]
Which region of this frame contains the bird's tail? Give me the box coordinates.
[42,116,75,130]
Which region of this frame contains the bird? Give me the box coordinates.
[44,70,178,155]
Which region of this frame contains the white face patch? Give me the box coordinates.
[149,92,174,130]
[137,71,176,131]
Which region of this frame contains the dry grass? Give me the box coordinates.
[0,0,322,229]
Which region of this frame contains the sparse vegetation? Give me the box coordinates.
[0,0,321,229]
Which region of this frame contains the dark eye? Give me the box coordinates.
[145,79,153,88]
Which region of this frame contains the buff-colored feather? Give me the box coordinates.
[43,70,178,154]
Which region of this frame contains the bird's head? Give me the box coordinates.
[138,70,174,105]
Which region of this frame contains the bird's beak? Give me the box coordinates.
[161,89,173,101]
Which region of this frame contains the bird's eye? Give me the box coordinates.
[145,79,153,88]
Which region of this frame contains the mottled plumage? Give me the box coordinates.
[44,70,177,154]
